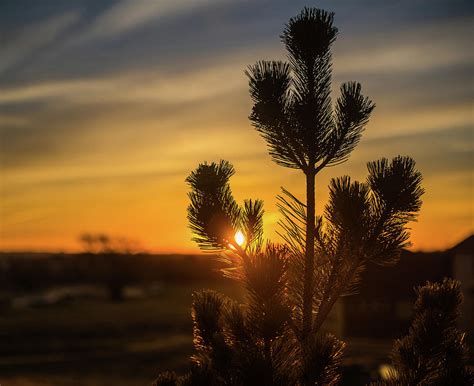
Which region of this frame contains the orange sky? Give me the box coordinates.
[1,1,472,253]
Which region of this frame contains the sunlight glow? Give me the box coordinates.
[379,364,398,380]
[234,230,245,247]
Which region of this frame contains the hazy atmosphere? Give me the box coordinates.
[1,0,473,252]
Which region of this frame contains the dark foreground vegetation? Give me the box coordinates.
[153,7,471,385]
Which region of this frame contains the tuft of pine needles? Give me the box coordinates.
[375,278,473,386]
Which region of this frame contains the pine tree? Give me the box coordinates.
[378,278,473,385]
[154,7,424,385]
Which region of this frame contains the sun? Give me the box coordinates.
[234,230,245,246]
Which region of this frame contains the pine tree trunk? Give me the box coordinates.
[303,170,316,337]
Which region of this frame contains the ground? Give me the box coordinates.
[0,282,242,386]
[0,281,424,385]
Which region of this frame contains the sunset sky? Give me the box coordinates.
[1,0,472,253]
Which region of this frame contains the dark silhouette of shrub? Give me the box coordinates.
[375,278,473,385]
[155,7,423,385]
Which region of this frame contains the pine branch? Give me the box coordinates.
[243,244,291,343]
[186,161,241,250]
[298,332,345,385]
[390,279,473,385]
[312,157,423,332]
[312,257,362,334]
[276,187,307,253]
[241,199,264,254]
[281,8,337,171]
[317,82,375,171]
[246,60,306,169]
[365,156,424,265]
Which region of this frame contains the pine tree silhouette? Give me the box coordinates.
[376,278,473,385]
[154,7,424,385]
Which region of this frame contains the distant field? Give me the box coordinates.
[0,282,243,386]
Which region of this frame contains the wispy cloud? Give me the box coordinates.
[0,60,244,106]
[72,0,232,44]
[0,10,80,74]
[335,17,473,75]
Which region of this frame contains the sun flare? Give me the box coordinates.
[234,230,245,246]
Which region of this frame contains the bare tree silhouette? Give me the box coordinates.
[79,233,142,301]
[155,7,424,385]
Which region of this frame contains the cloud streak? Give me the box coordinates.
[335,17,473,75]
[0,10,80,74]
[0,62,244,106]
[72,0,234,44]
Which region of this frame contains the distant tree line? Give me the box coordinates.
[0,249,225,296]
